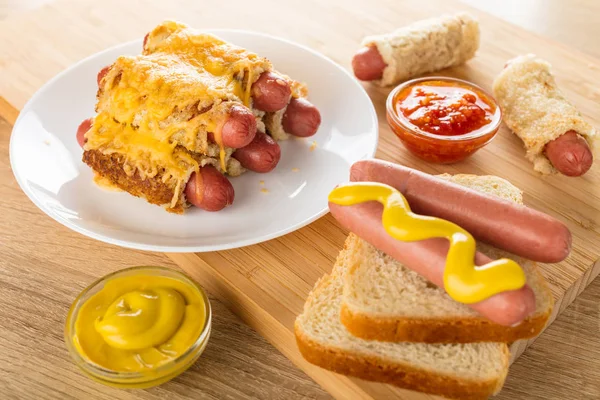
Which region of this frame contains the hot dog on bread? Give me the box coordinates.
[493,54,598,176]
[329,159,571,326]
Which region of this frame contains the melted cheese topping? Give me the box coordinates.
[85,21,271,206]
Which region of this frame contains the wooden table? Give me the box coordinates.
[0,118,330,399]
[0,1,598,399]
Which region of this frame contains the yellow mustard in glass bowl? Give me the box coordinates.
[65,266,211,388]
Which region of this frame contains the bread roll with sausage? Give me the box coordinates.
[264,80,321,140]
[355,12,479,87]
[493,54,598,176]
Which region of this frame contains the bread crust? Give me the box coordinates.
[340,302,551,344]
[295,317,508,400]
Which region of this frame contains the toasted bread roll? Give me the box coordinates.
[358,12,479,87]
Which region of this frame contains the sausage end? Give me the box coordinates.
[545,131,594,177]
[233,131,281,173]
[220,105,257,148]
[473,285,537,326]
[282,98,321,137]
[251,72,292,112]
[77,118,93,148]
[352,46,386,81]
[185,167,235,211]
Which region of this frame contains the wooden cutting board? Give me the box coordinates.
[1,0,599,399]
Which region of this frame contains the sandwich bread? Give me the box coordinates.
[340,174,554,343]
[295,174,554,399]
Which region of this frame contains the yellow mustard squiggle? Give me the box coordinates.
[328,182,526,304]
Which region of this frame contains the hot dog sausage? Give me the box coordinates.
[97,66,111,87]
[251,72,292,112]
[76,118,93,148]
[352,46,386,81]
[282,98,321,137]
[185,165,234,211]
[545,130,594,177]
[233,131,281,173]
[219,105,257,148]
[350,159,571,263]
[329,201,536,326]
[143,33,149,49]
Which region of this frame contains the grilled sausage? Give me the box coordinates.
[233,131,281,173]
[185,166,235,211]
[545,131,594,177]
[97,66,111,87]
[349,159,572,263]
[282,98,321,137]
[76,118,93,148]
[219,105,257,148]
[352,46,386,81]
[251,72,292,112]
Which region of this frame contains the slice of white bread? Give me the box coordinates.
[295,235,510,400]
[340,174,554,343]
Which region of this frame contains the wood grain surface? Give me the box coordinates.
[0,0,51,19]
[0,0,599,399]
[462,0,600,60]
[0,112,330,398]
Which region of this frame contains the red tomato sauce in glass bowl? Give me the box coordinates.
[386,77,502,164]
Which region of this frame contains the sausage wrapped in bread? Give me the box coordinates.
[353,13,480,86]
[493,54,598,176]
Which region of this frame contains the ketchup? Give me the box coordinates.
[386,77,501,164]
[397,84,493,136]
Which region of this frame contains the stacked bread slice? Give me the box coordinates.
[295,175,554,400]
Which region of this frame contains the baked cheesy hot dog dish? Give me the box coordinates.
[77,20,321,213]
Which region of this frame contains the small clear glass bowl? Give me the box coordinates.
[64,266,211,389]
[386,76,502,164]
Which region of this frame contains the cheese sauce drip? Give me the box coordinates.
[85,20,271,205]
[328,182,526,304]
[73,275,207,372]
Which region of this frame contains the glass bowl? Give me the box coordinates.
[386,76,502,164]
[64,266,211,389]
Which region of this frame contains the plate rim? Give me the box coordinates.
[9,29,379,252]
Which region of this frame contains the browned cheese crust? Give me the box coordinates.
[339,303,551,344]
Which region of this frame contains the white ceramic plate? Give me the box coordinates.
[10,30,378,252]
